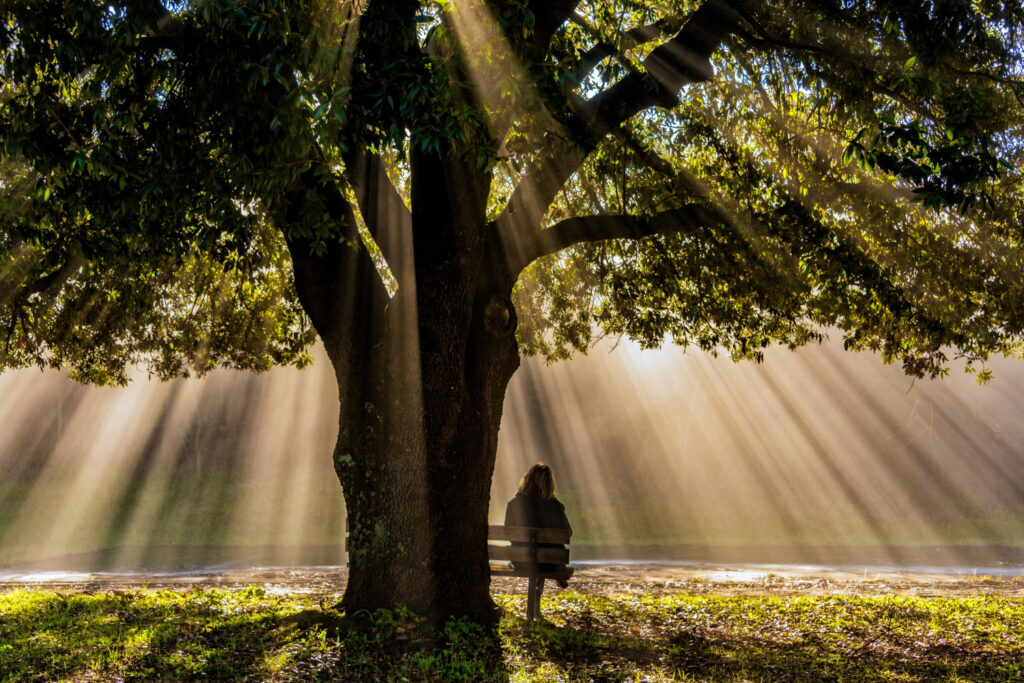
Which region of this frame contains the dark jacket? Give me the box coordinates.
[503,493,571,572]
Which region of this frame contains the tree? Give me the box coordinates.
[2,0,1023,624]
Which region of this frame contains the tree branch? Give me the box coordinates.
[494,0,759,265]
[280,163,389,348]
[729,9,826,57]
[524,0,581,51]
[509,204,726,275]
[278,162,394,446]
[613,124,707,198]
[570,14,683,83]
[581,0,757,136]
[1,249,86,309]
[731,24,939,124]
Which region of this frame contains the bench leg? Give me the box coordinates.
[526,576,545,621]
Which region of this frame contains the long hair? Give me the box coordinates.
[517,462,556,499]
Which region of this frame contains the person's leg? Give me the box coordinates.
[526,575,536,620]
[527,576,545,620]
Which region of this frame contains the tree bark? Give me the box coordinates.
[284,150,519,626]
[329,271,520,625]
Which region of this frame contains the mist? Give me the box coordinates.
[2,335,1023,571]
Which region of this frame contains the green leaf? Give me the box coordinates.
[312,102,329,122]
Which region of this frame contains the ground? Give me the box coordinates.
[2,565,1023,681]
[4,563,1022,599]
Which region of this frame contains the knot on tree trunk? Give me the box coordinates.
[482,294,516,338]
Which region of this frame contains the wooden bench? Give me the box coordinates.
[488,524,573,620]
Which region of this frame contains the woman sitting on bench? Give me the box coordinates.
[504,462,572,588]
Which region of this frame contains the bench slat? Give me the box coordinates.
[488,546,570,564]
[490,565,574,579]
[487,524,573,621]
[487,524,571,544]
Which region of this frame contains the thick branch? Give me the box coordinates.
[495,0,758,258]
[525,0,581,50]
[582,0,757,135]
[279,164,395,462]
[480,0,579,53]
[281,164,389,350]
[509,204,726,275]
[571,14,683,83]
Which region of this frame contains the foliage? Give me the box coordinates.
[2,0,1024,630]
[515,0,1024,376]
[1,586,1023,681]
[0,1,332,383]
[2,0,1023,384]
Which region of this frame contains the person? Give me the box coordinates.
[504,462,572,589]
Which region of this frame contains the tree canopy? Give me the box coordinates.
[3,0,1024,384]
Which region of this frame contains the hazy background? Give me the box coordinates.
[2,334,1024,571]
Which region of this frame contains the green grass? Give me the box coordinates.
[1,588,1022,681]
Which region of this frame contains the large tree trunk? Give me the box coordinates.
[284,150,519,625]
[334,286,520,624]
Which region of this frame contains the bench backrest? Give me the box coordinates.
[487,524,570,565]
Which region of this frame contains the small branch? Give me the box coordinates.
[2,311,16,358]
[730,9,827,57]
[612,124,705,197]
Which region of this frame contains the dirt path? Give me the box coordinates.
[549,564,1024,598]
[2,564,1023,599]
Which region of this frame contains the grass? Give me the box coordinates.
[1,587,1022,681]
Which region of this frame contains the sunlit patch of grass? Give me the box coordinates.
[1,588,1022,681]
[498,592,1024,681]
[0,586,329,681]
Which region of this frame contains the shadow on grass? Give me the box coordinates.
[505,613,1024,682]
[0,588,511,682]
[1,589,298,681]
[5,590,1023,681]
